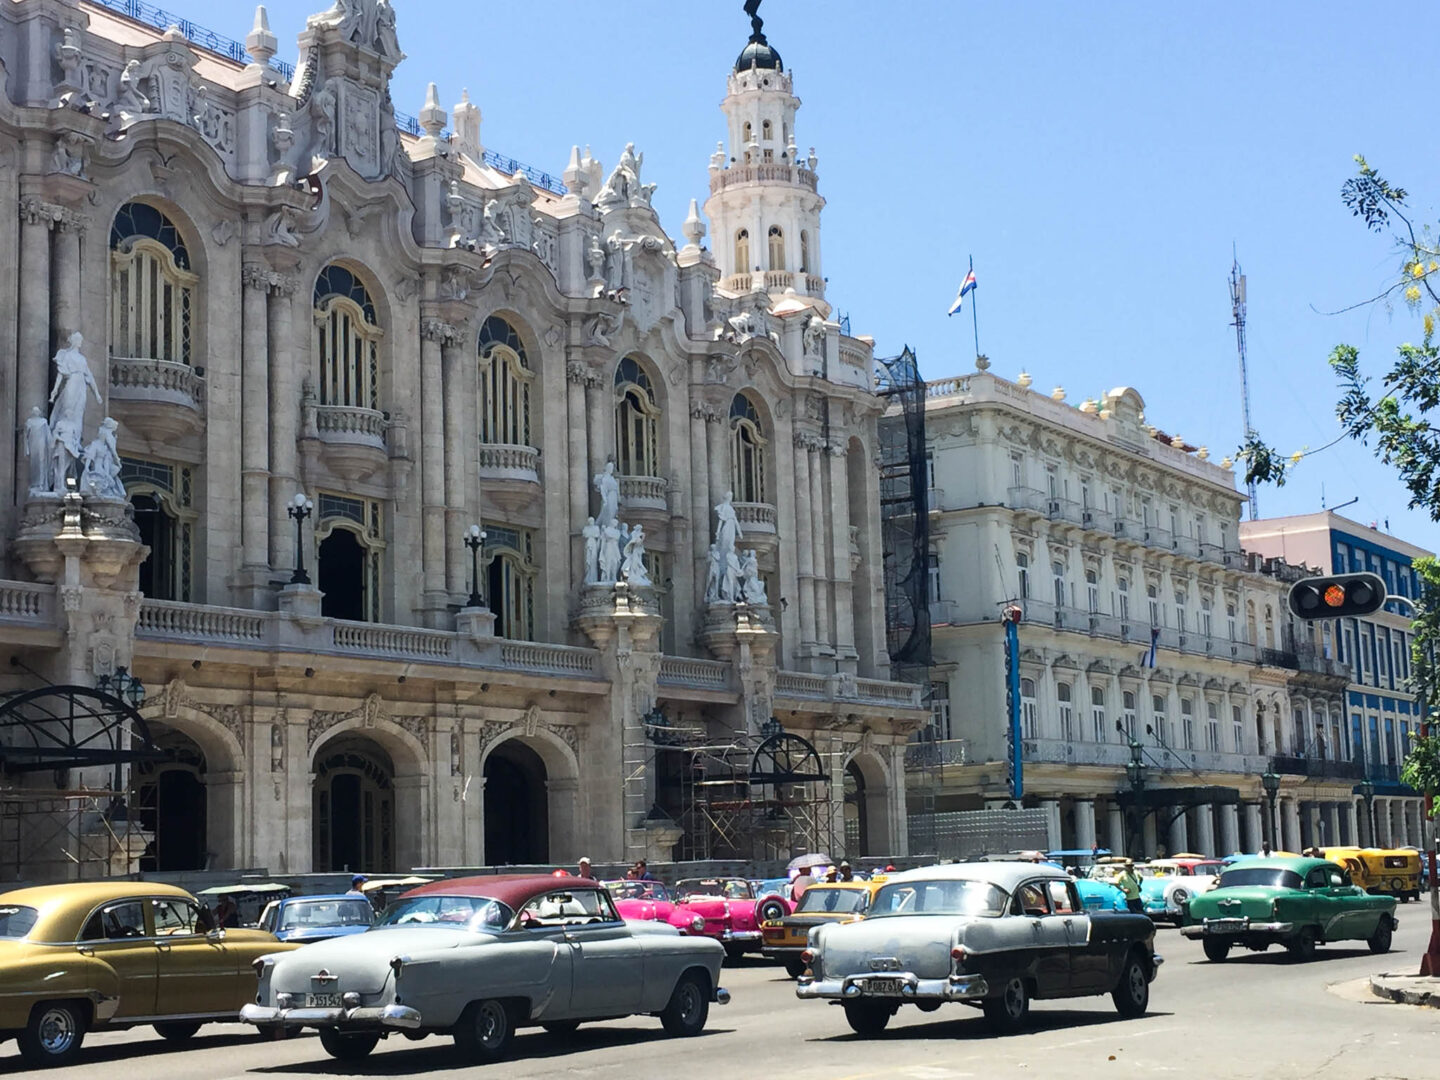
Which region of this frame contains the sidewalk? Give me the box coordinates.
[1370,972,1440,1007]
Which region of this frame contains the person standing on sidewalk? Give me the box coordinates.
[1117,861,1144,913]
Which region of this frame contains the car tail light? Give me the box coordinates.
[800,949,815,965]
[253,957,273,978]
[950,945,965,963]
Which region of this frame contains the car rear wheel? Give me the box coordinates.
[1202,938,1231,962]
[18,1001,87,1067]
[154,1021,203,1042]
[982,977,1030,1034]
[1112,953,1150,1018]
[454,999,514,1063]
[1285,927,1318,961]
[318,1029,380,1061]
[724,944,747,963]
[842,1000,892,1035]
[784,958,806,979]
[659,973,709,1036]
[1368,919,1393,954]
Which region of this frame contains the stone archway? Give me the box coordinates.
[133,723,208,871]
[843,749,894,858]
[479,728,582,866]
[311,737,397,873]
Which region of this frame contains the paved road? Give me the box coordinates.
[5,911,1435,1079]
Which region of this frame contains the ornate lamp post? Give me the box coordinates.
[1121,721,1146,859]
[97,666,146,709]
[287,492,315,585]
[1261,771,1281,852]
[463,524,487,608]
[1358,779,1376,847]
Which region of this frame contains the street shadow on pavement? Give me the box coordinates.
[1185,946,1390,966]
[807,1008,1173,1043]
[0,1029,302,1074]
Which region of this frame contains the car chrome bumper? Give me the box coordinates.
[714,987,731,1005]
[240,1002,423,1030]
[795,972,989,1002]
[720,930,761,944]
[761,944,805,958]
[1181,920,1294,939]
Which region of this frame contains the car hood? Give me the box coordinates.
[266,927,491,993]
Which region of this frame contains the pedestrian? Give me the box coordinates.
[577,856,593,879]
[214,895,239,928]
[631,859,656,881]
[346,874,368,896]
[791,864,816,901]
[837,860,854,882]
[1116,861,1143,914]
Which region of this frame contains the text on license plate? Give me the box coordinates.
[1205,919,1246,933]
[862,978,904,995]
[305,993,343,1008]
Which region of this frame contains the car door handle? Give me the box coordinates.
[156,942,171,952]
[1030,918,1042,930]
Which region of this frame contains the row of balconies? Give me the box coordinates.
[900,731,1275,780]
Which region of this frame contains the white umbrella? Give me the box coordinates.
[787,853,832,874]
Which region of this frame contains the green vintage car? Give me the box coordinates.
[1180,857,1397,962]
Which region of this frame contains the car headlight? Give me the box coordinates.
[690,915,705,932]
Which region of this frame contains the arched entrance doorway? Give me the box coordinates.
[318,528,367,622]
[133,724,207,871]
[484,740,548,864]
[312,739,395,872]
[843,761,867,856]
[844,752,893,858]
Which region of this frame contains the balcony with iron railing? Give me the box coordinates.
[1269,754,1366,781]
[904,738,971,770]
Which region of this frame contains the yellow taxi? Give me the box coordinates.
[761,877,886,978]
[0,880,296,1067]
[1322,847,1423,902]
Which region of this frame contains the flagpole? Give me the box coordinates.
[968,254,980,359]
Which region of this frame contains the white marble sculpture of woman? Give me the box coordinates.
[714,489,742,557]
[48,332,101,493]
[581,516,601,585]
[24,407,50,496]
[621,524,652,587]
[740,549,768,605]
[598,522,623,584]
[80,417,126,500]
[594,461,620,528]
[703,543,723,603]
[722,548,742,603]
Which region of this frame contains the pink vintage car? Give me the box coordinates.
[603,879,706,935]
[673,877,793,958]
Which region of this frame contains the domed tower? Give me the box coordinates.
[704,1,827,311]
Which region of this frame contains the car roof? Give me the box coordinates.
[1224,857,1333,874]
[399,874,598,908]
[882,861,1068,893]
[0,881,197,943]
[801,881,869,891]
[281,893,368,903]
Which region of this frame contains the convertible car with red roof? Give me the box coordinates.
[242,875,728,1063]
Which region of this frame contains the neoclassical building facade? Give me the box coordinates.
[0,1,923,882]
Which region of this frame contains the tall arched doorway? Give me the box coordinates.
[318,528,367,622]
[312,739,395,872]
[484,740,548,864]
[844,752,893,858]
[134,724,207,871]
[843,761,868,857]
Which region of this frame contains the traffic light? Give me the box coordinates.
[1286,572,1387,620]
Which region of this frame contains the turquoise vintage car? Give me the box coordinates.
[1180,857,1397,962]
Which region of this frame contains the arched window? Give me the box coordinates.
[1057,682,1074,741]
[121,456,195,602]
[761,119,773,141]
[767,225,785,271]
[477,315,533,447]
[614,356,660,477]
[316,493,384,623]
[1051,561,1066,608]
[485,526,536,640]
[743,121,753,144]
[800,230,811,274]
[735,229,750,273]
[314,264,381,410]
[730,394,766,503]
[110,202,197,365]
[1016,552,1030,600]
[1020,678,1037,739]
[1122,690,1137,739]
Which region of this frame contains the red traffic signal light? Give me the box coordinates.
[1286,572,1387,620]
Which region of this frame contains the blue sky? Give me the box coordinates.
[191,0,1439,549]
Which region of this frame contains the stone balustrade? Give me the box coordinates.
[137,599,266,642]
[332,621,455,660]
[733,501,777,534]
[0,581,54,623]
[477,443,541,483]
[708,162,818,193]
[659,656,732,689]
[314,404,386,447]
[109,356,206,407]
[618,474,668,510]
[774,670,922,708]
[499,641,600,676]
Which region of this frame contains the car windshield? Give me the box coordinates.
[869,879,1007,918]
[605,880,672,902]
[794,888,867,915]
[1217,868,1304,890]
[278,898,374,931]
[375,895,513,931]
[0,905,39,939]
[676,879,753,901]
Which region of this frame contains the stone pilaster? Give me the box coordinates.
[239,262,272,583]
[418,315,452,624]
[265,269,300,571]
[440,321,471,599]
[566,360,593,588]
[792,431,817,650]
[826,437,856,669]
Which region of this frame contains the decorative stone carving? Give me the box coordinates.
[583,308,624,348]
[582,516,600,585]
[24,408,50,496]
[593,461,619,528]
[597,522,623,583]
[48,333,101,495]
[594,141,655,213]
[621,525,652,586]
[79,418,125,500]
[262,205,302,247]
[478,720,511,752]
[714,490,742,558]
[396,715,430,752]
[479,180,536,253]
[803,313,826,358]
[739,549,767,605]
[49,132,91,178]
[307,0,403,58]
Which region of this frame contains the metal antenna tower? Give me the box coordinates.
[1230,254,1259,520]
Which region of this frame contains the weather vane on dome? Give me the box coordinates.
[744,0,767,44]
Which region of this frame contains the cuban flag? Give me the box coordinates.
[1141,626,1160,668]
[947,269,977,316]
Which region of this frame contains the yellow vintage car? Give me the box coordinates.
[761,878,886,978]
[0,880,296,1067]
[1322,847,1423,902]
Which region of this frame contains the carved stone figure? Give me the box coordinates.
[740,549,768,605]
[604,230,633,291]
[581,516,600,585]
[704,543,723,604]
[803,313,826,357]
[80,417,126,500]
[593,461,620,528]
[24,407,50,496]
[595,141,656,213]
[50,132,89,177]
[264,205,302,247]
[375,0,401,56]
[722,549,742,603]
[309,79,337,164]
[585,231,607,283]
[47,332,101,494]
[714,489,742,558]
[116,59,152,118]
[584,309,624,348]
[621,525,652,587]
[598,522,623,584]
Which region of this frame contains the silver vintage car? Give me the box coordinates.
[241,875,728,1063]
[796,862,1160,1034]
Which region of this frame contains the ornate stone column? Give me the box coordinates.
[1041,797,1062,850]
[826,439,856,667]
[688,401,712,605]
[808,438,830,653]
[1219,803,1240,856]
[567,361,593,585]
[1281,796,1302,853]
[792,432,817,650]
[51,209,86,349]
[585,366,610,481]
[1242,801,1263,853]
[1194,803,1216,857]
[240,262,272,573]
[418,316,451,622]
[266,271,300,569]
[441,324,470,598]
[705,400,727,514]
[1074,797,1097,852]
[1107,802,1127,857]
[15,198,54,451]
[1167,808,1189,857]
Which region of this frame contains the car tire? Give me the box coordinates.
[154,1021,203,1042]
[759,898,786,923]
[982,977,1030,1034]
[724,944,747,963]
[1367,919,1393,954]
[659,973,709,1037]
[318,1029,379,1061]
[1112,953,1150,1018]
[1285,927,1318,961]
[1202,938,1231,963]
[454,999,514,1063]
[784,958,806,979]
[542,1021,580,1037]
[842,1000,892,1036]
[18,1001,87,1067]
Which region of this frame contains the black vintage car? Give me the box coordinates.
[796,862,1161,1034]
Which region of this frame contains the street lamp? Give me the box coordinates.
[287,492,315,585]
[97,666,146,709]
[463,524,487,608]
[1358,779,1376,847]
[1119,719,1146,859]
[1261,771,1281,853]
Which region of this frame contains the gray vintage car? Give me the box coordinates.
[241,875,728,1062]
[796,862,1160,1034]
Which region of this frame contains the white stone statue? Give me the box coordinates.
[598,522,623,584]
[309,79,338,163]
[24,407,50,496]
[593,461,620,527]
[704,542,723,603]
[584,309,623,348]
[621,524,652,587]
[803,313,826,358]
[116,59,152,119]
[740,548,768,605]
[722,548,742,603]
[47,332,101,494]
[714,489,742,557]
[80,417,126,500]
[585,231,607,283]
[581,516,600,585]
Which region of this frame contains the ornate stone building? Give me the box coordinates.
[0,1,923,882]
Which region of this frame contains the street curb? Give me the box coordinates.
[1370,974,1440,1007]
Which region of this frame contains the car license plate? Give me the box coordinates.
[1205,918,1246,933]
[862,977,904,996]
[305,993,343,1008]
